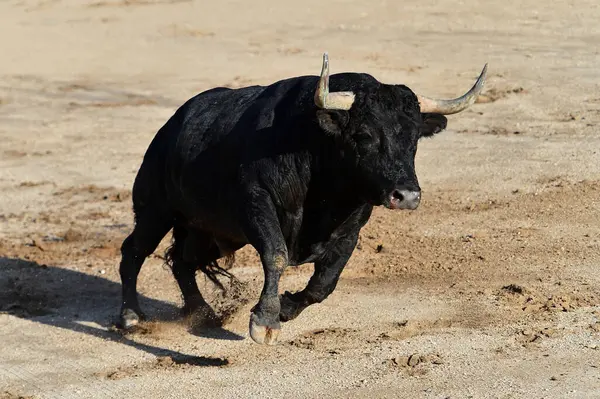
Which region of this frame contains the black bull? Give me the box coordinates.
[116,54,487,344]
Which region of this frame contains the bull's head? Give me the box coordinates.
[314,53,487,210]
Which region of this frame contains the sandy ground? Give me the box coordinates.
[1,0,600,398]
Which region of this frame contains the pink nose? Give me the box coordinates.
[390,189,421,210]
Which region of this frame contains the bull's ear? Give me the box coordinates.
[317,110,350,135]
[420,113,447,138]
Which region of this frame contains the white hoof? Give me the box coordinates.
[249,314,280,345]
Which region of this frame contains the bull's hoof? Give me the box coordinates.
[249,313,280,345]
[119,308,146,330]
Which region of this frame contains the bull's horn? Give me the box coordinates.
[314,52,355,110]
[417,64,488,115]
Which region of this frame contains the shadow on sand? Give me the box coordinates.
[0,256,245,366]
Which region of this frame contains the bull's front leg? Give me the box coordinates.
[279,232,358,322]
[241,190,288,345]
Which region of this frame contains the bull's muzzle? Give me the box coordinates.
[389,189,421,210]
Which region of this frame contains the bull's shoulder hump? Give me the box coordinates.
[181,85,266,119]
[190,84,265,102]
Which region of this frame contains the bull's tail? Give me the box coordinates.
[165,242,237,291]
[198,256,236,291]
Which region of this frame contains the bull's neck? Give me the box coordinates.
[309,138,366,208]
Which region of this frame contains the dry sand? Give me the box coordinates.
[1,0,599,398]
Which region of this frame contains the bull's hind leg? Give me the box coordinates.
[118,212,172,329]
[169,227,220,326]
[279,231,359,322]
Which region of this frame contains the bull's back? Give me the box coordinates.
[131,85,266,216]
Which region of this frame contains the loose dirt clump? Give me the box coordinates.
[516,326,562,346]
[100,355,230,380]
[496,285,599,314]
[288,327,359,351]
[475,86,526,104]
[0,392,35,399]
[373,319,453,342]
[386,352,445,377]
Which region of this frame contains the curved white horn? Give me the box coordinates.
[314,53,355,110]
[417,64,488,115]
